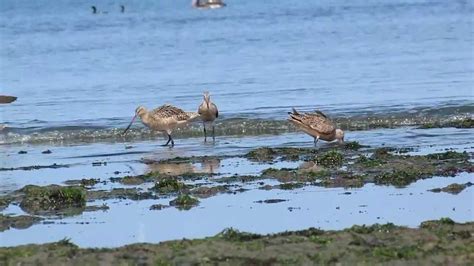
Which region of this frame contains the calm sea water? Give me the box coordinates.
[0,0,473,144]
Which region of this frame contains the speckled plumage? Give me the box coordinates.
[124,104,200,147]
[151,104,198,121]
[288,108,344,143]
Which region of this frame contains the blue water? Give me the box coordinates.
[1,1,473,247]
[1,0,473,142]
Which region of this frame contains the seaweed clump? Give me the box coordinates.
[428,182,473,195]
[19,185,86,214]
[169,194,199,210]
[215,228,261,241]
[316,150,343,168]
[151,179,188,194]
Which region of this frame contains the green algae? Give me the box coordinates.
[1,219,472,265]
[418,118,474,129]
[429,182,473,195]
[344,141,364,150]
[316,150,344,168]
[87,188,157,201]
[428,182,474,195]
[356,155,385,167]
[169,194,199,210]
[374,168,433,187]
[190,185,230,198]
[150,179,188,194]
[19,185,86,215]
[215,228,261,241]
[278,182,305,190]
[426,151,469,160]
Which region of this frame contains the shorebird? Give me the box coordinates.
[0,95,17,104]
[197,91,218,141]
[123,104,200,147]
[192,0,226,9]
[288,108,344,145]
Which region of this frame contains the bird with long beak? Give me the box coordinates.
[288,108,344,145]
[198,91,219,141]
[123,104,200,147]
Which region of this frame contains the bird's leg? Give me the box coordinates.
[161,134,172,146]
[203,123,207,142]
[170,135,175,147]
[314,136,320,146]
[212,125,215,141]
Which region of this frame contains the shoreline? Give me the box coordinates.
[1,218,472,264]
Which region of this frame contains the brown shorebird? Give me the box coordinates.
[288,108,344,145]
[0,95,17,104]
[192,0,226,9]
[197,91,218,141]
[123,104,200,147]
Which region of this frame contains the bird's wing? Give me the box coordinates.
[211,103,218,118]
[290,112,335,135]
[152,104,190,120]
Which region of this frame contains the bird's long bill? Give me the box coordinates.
[122,114,137,135]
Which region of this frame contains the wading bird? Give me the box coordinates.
[197,91,218,141]
[288,108,344,145]
[123,104,200,147]
[192,0,226,9]
[0,95,17,104]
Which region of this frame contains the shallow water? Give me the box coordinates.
[1,0,473,144]
[1,173,472,248]
[0,0,473,248]
[0,126,473,247]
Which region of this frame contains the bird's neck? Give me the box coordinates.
[139,112,151,125]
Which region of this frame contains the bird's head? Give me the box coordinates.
[203,91,211,107]
[135,106,147,117]
[123,106,147,135]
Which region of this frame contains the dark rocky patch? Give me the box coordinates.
[169,194,199,210]
[149,204,170,211]
[0,214,42,232]
[255,199,287,204]
[428,182,473,195]
[0,163,68,171]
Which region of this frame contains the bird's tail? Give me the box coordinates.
[288,107,299,115]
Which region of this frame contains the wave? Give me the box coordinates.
[1,105,472,145]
